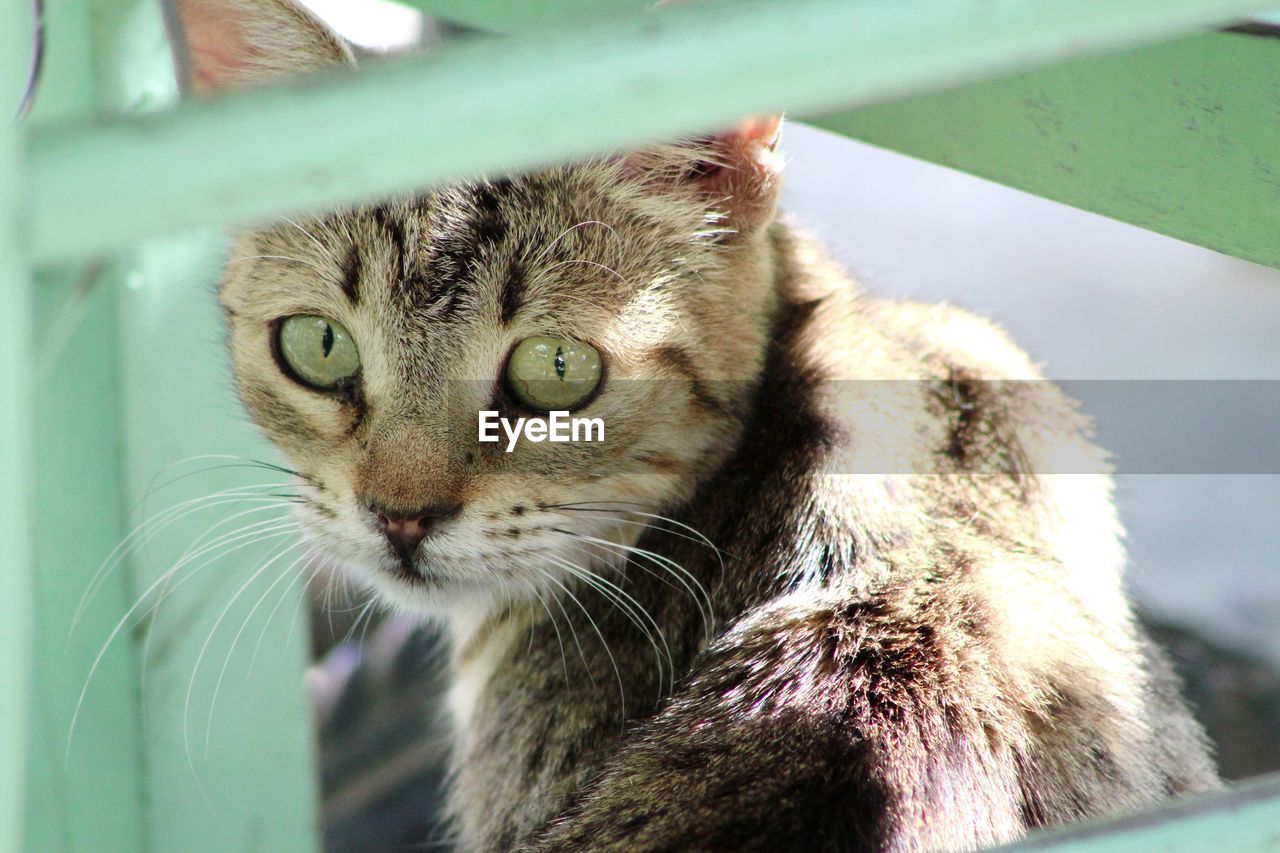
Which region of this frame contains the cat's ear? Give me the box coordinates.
[169,0,355,95]
[628,114,785,237]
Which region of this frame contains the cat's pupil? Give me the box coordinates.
[554,347,566,379]
[322,323,334,358]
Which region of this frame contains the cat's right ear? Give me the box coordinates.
[167,0,355,95]
[623,115,785,239]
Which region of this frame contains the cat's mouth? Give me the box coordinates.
[382,555,461,590]
[374,550,484,594]
[387,561,428,587]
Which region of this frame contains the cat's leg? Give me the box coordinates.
[522,587,1032,852]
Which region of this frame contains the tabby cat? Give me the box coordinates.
[171,1,1219,849]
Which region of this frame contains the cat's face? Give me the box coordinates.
[222,164,777,614]
[181,0,784,616]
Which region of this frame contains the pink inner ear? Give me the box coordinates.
[178,1,256,93]
[699,115,782,179]
[698,115,784,230]
[723,115,784,159]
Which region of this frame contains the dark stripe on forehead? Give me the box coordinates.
[386,180,518,313]
[372,204,407,279]
[472,179,509,247]
[423,234,469,299]
[500,260,525,325]
[341,243,361,305]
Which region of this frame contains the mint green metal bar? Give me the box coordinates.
[26,270,150,853]
[815,30,1280,271]
[409,0,1280,270]
[1,0,35,849]
[18,1,319,850]
[401,0,646,31]
[115,235,322,853]
[24,0,1276,265]
[20,1,150,850]
[1010,772,1280,851]
[98,7,319,851]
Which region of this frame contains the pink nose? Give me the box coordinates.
[369,503,458,565]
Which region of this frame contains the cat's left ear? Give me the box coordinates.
[168,0,355,95]
[629,114,784,237]
[699,114,784,234]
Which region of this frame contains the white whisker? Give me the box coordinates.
[550,554,674,699]
[73,485,298,636]
[227,254,327,274]
[251,550,325,672]
[68,519,297,762]
[204,542,308,755]
[185,537,302,768]
[563,531,716,643]
[530,219,619,267]
[281,216,331,258]
[541,258,628,286]
[523,577,570,681]
[539,567,626,723]
[535,569,596,688]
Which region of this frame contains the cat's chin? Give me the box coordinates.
[347,556,505,617]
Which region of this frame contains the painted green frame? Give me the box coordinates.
[11,1,319,851]
[4,0,1278,850]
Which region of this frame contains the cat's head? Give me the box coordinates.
[176,0,785,616]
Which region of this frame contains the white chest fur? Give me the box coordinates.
[446,608,521,732]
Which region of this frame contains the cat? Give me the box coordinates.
[171,1,1219,849]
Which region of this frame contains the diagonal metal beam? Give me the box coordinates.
[815,29,1280,271]
[397,0,648,32]
[22,0,1278,265]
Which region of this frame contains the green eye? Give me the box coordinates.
[505,336,603,411]
[277,315,361,391]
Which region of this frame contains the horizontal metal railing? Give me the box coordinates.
[20,0,1279,264]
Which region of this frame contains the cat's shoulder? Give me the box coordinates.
[770,224,1104,500]
[772,221,1044,384]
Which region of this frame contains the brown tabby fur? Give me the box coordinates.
[173,1,1219,849]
